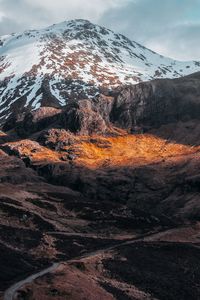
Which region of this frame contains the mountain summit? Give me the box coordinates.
[0,19,200,122]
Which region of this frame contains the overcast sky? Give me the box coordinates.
[0,0,199,61]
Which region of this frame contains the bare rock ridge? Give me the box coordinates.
[4,72,200,139]
[1,19,200,122]
[111,72,200,132]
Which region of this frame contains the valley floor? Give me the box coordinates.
[0,128,200,300]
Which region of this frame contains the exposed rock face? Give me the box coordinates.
[4,72,200,138]
[61,100,107,135]
[38,129,77,150]
[3,107,62,136]
[3,96,113,137]
[111,72,200,131]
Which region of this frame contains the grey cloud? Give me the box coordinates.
[147,23,200,60]
[0,0,125,34]
[99,0,200,60]
[0,0,199,60]
[0,0,49,34]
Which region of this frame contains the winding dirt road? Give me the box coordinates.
[4,263,60,300]
[3,229,169,300]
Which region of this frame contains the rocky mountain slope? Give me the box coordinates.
[3,71,200,139]
[1,19,200,123]
[0,71,200,299]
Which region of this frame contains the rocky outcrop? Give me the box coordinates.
[3,107,62,136]
[61,99,108,135]
[3,97,112,137]
[111,72,200,131]
[38,129,77,150]
[3,72,200,139]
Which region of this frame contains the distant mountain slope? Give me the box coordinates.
[1,19,200,122]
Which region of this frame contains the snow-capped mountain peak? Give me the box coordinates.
[0,19,200,122]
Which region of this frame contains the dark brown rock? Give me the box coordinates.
[61,99,107,135]
[111,72,200,131]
